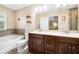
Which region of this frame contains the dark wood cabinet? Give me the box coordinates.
[45,35,55,54]
[29,34,44,54]
[55,36,79,54]
[36,38,44,53]
[56,43,79,54]
[29,38,37,53]
[72,45,79,54]
[55,37,72,54]
[29,33,79,54]
[56,43,72,54]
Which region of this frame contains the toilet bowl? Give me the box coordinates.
[16,39,28,53]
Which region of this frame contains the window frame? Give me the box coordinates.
[0,13,7,30]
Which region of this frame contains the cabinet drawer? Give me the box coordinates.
[29,33,43,39]
[56,36,79,45]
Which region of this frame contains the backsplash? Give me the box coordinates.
[0,29,25,37]
[15,29,25,35]
[0,29,15,37]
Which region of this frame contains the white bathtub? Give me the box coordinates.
[0,34,24,54]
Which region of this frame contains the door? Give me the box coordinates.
[72,45,79,54]
[36,38,44,53]
[56,43,72,54]
[45,36,55,54]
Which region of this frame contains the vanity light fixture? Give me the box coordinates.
[56,4,60,8]
[38,6,43,12]
[43,5,47,11]
[34,5,48,13]
[34,8,39,13]
[34,6,43,13]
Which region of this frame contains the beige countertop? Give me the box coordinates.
[29,30,79,38]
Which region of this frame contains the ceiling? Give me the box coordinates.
[2,4,31,11]
[1,4,78,11]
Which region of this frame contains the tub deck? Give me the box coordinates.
[0,34,24,54]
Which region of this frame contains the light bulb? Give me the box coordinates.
[56,4,60,8]
[38,6,42,12]
[43,5,47,11]
[34,8,39,13]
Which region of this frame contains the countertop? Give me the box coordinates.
[29,30,79,38]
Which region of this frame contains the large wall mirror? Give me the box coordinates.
[36,4,78,31]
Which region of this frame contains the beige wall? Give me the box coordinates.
[16,6,36,32]
[15,5,36,40]
[0,5,16,29]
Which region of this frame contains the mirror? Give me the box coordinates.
[36,4,78,31]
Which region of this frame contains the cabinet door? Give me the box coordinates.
[45,36,55,53]
[72,45,79,54]
[56,43,72,54]
[29,38,37,53]
[36,38,44,54]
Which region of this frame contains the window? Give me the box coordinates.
[0,14,6,30]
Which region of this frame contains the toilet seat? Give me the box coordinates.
[16,39,28,53]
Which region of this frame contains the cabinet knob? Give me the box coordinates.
[69,46,71,49]
[72,46,75,49]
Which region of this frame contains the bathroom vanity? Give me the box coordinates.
[29,5,79,54]
[29,31,79,54]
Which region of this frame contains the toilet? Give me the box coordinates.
[16,39,28,54]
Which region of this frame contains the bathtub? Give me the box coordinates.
[0,34,24,54]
